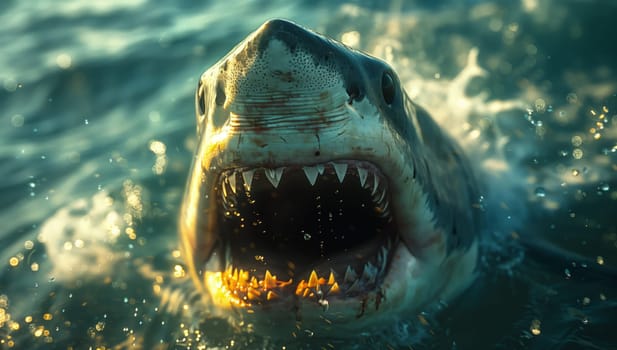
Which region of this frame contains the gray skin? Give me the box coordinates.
[179,19,482,336]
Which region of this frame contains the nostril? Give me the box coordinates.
[215,81,226,106]
[197,81,206,115]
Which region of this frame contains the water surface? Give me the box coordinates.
[1,0,616,349]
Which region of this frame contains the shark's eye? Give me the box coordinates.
[197,80,206,116]
[381,71,395,105]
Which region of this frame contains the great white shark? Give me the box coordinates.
[179,19,483,335]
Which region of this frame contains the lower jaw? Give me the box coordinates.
[203,268,390,334]
[201,245,408,328]
[203,263,387,308]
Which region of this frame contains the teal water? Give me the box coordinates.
[1,0,616,349]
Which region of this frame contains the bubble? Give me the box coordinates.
[534,98,546,113]
[572,148,583,159]
[24,240,34,250]
[11,114,24,127]
[149,140,166,155]
[173,264,186,278]
[303,233,312,240]
[534,187,546,197]
[530,319,541,336]
[571,135,583,147]
[56,53,72,69]
[148,110,161,123]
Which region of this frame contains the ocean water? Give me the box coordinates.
[1,0,616,349]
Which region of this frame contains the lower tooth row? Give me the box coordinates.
[219,246,390,306]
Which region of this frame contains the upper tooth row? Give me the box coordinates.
[222,163,384,190]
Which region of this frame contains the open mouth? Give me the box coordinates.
[213,160,397,306]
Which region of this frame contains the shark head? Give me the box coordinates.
[179,19,482,335]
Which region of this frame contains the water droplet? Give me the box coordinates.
[530,319,541,336]
[534,187,546,197]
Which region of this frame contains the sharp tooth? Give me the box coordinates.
[221,178,228,198]
[379,247,388,273]
[264,270,276,290]
[303,166,319,186]
[346,279,361,294]
[357,167,368,187]
[247,287,261,300]
[344,266,357,283]
[328,282,340,294]
[295,280,307,296]
[307,270,319,289]
[316,164,325,175]
[242,169,255,191]
[381,199,390,212]
[228,172,237,194]
[372,176,379,196]
[362,262,377,284]
[332,162,348,183]
[266,290,278,301]
[374,187,387,204]
[265,167,284,188]
[327,271,336,285]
